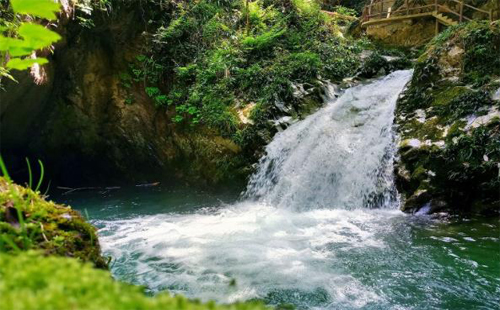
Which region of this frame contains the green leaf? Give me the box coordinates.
[6,57,48,70]
[0,24,61,57]
[145,87,160,97]
[11,0,60,20]
[18,23,61,50]
[0,35,33,56]
[0,67,17,82]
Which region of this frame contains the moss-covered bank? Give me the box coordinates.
[0,176,107,267]
[0,252,270,310]
[395,21,500,214]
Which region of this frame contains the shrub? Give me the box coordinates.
[241,26,286,52]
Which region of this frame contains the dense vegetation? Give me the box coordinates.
[0,0,61,86]
[117,0,365,153]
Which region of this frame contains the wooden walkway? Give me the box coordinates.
[360,0,499,30]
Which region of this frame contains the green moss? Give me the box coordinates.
[411,166,428,182]
[296,88,324,116]
[0,177,107,268]
[438,90,493,120]
[0,251,270,310]
[398,21,500,214]
[358,52,388,78]
[399,117,444,141]
[432,86,470,108]
[430,87,495,123]
[441,121,500,208]
[446,120,466,141]
[400,22,500,117]
[425,21,500,83]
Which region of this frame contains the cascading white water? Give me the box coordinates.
[245,70,413,210]
[96,70,424,308]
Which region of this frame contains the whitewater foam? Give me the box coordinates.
[98,203,404,306]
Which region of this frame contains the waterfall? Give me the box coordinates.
[245,70,413,210]
[95,70,418,308]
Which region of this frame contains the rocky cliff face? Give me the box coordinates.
[2,3,246,186]
[1,0,344,185]
[395,21,500,214]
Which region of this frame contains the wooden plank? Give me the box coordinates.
[460,0,464,22]
[361,12,434,27]
[437,5,461,18]
[463,3,489,14]
[360,0,493,27]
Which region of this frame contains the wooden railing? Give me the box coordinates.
[361,0,498,25]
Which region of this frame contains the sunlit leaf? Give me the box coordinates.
[0,23,61,56]
[10,0,60,20]
[18,23,61,50]
[6,57,48,70]
[0,67,17,82]
[0,35,11,51]
[0,35,33,56]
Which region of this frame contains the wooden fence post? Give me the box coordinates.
[459,0,464,22]
[496,0,500,20]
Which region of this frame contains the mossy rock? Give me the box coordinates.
[399,117,445,141]
[0,177,107,268]
[419,21,500,84]
[431,86,470,109]
[410,166,428,182]
[396,21,500,215]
